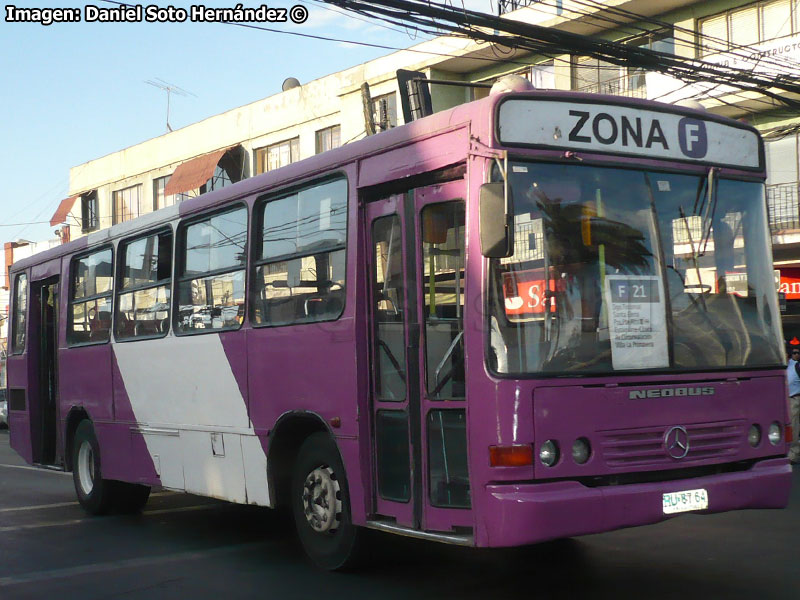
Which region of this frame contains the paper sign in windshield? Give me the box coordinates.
[605,275,669,370]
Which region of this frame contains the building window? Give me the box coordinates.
[112,185,143,225]
[202,148,246,193]
[10,273,27,354]
[571,56,625,93]
[116,229,172,340]
[205,165,232,192]
[176,206,247,334]
[255,138,299,175]
[253,177,347,326]
[765,134,800,232]
[700,0,795,56]
[153,176,189,210]
[372,93,398,131]
[315,125,341,154]
[530,61,556,88]
[81,191,99,232]
[69,248,114,345]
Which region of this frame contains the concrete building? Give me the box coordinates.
[28,0,800,341]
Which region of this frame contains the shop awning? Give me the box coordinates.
[164,146,237,197]
[50,194,81,227]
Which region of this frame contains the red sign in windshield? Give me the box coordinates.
[503,270,557,315]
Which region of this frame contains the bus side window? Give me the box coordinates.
[253,177,347,327]
[116,229,172,340]
[175,207,247,334]
[11,273,28,354]
[69,248,114,345]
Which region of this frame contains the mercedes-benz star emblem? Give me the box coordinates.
[664,426,690,460]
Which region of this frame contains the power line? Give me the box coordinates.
[325,0,800,108]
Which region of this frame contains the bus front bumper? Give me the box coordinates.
[481,458,791,547]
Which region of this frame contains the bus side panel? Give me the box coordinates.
[92,421,157,484]
[7,353,32,464]
[113,335,268,501]
[59,345,114,424]
[104,354,161,486]
[246,318,362,512]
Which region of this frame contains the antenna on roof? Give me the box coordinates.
[145,78,197,133]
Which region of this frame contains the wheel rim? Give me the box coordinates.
[301,466,342,534]
[77,440,95,495]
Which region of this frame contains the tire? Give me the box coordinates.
[291,432,361,570]
[72,420,115,515]
[113,481,151,513]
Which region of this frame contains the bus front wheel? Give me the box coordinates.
[72,420,115,515]
[291,432,361,570]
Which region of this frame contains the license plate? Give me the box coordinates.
[662,488,708,514]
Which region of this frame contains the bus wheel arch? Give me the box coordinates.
[267,412,330,509]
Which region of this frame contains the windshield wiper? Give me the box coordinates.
[679,205,707,311]
[699,167,719,256]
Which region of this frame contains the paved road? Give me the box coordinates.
[1,429,798,599]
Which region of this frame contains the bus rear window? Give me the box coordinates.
[69,248,114,345]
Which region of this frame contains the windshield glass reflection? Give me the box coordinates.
[488,161,783,375]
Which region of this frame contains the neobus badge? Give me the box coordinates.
[628,387,716,399]
[497,98,762,170]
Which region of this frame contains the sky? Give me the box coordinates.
[0,0,495,285]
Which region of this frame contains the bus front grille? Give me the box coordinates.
[600,420,744,468]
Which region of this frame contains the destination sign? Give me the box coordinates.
[497,98,762,170]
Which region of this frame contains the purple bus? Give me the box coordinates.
[5,89,792,569]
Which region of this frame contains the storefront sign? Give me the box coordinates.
[778,268,800,300]
[503,270,557,316]
[702,33,800,78]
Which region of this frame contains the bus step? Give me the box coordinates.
[365,519,474,546]
[32,463,66,472]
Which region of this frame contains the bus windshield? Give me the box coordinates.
[488,161,784,375]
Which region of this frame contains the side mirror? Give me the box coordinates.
[479,183,514,258]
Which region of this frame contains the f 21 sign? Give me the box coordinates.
[497,98,762,170]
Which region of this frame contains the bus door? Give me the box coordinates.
[30,276,59,466]
[366,179,471,534]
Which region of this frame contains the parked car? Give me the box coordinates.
[0,389,7,428]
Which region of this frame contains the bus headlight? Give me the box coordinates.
[539,440,559,467]
[747,424,761,447]
[768,422,782,445]
[572,438,591,464]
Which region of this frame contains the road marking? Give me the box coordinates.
[0,501,78,513]
[0,503,219,532]
[0,463,71,476]
[0,492,173,514]
[0,542,267,587]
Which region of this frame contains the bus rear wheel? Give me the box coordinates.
[72,420,115,515]
[291,432,361,570]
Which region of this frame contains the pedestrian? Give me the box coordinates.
[786,347,800,464]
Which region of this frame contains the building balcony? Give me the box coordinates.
[573,72,647,99]
[768,182,800,235]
